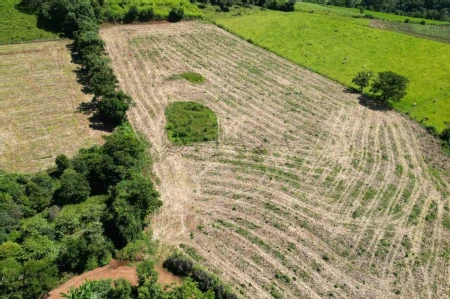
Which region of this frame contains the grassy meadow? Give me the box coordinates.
[295,2,450,25]
[0,0,59,44]
[210,5,450,132]
[371,20,450,42]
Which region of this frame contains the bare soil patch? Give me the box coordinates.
[155,265,183,289]
[0,40,105,173]
[48,261,138,299]
[101,22,450,298]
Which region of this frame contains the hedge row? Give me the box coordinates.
[163,255,239,299]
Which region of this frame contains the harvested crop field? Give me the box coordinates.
[0,41,104,173]
[101,22,450,298]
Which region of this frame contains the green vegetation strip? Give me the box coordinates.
[166,101,218,145]
[211,5,450,132]
[170,71,206,84]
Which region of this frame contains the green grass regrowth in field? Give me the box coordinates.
[210,5,450,132]
[166,101,218,145]
[170,71,206,84]
[0,0,59,44]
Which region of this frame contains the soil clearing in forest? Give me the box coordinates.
[0,40,105,173]
[48,261,138,299]
[101,22,450,298]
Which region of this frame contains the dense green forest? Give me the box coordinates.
[0,124,162,298]
[302,0,449,21]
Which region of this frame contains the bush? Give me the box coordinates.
[404,18,410,23]
[168,7,185,22]
[441,124,450,143]
[139,7,155,22]
[163,256,193,276]
[191,268,216,292]
[124,5,139,24]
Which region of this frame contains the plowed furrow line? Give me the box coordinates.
[159,32,330,145]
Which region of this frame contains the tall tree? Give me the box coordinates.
[370,71,409,102]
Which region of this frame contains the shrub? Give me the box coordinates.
[191,268,216,292]
[352,70,373,92]
[168,7,185,22]
[404,18,410,23]
[163,256,193,276]
[124,5,139,24]
[441,124,450,143]
[139,7,155,22]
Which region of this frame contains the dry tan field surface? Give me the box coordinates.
[0,41,104,173]
[100,22,450,298]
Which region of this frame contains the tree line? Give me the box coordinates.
[303,0,449,21]
[201,0,296,12]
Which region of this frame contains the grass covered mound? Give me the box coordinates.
[170,71,206,84]
[0,0,59,44]
[165,101,218,145]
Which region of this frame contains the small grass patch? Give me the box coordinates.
[165,101,218,145]
[170,71,205,84]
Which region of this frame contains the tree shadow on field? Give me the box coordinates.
[344,87,392,112]
[66,44,113,133]
[78,102,114,132]
[66,44,94,94]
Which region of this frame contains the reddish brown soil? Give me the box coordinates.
[48,262,138,299]
[155,265,183,289]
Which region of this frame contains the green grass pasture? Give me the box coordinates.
[212,8,450,131]
[295,3,449,25]
[371,20,450,43]
[0,0,59,44]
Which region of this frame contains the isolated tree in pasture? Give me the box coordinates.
[352,70,373,92]
[370,71,409,102]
